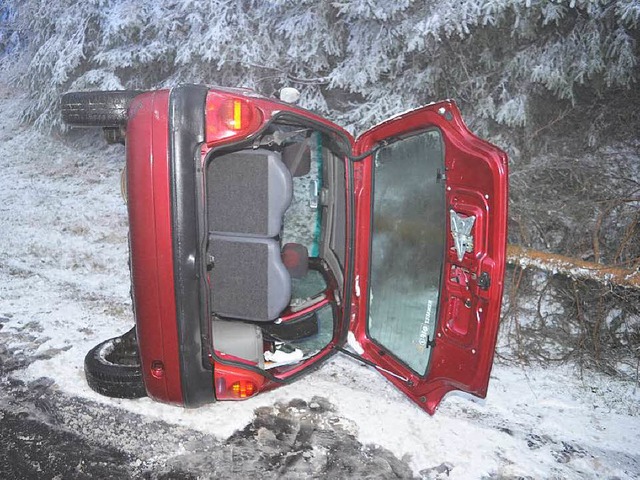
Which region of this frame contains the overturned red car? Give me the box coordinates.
[61,85,508,414]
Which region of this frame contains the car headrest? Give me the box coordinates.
[282,243,309,279]
[282,139,311,177]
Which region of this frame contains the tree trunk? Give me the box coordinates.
[506,244,640,289]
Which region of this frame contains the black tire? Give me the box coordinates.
[61,90,144,127]
[84,327,147,399]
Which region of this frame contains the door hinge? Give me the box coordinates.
[436,168,446,183]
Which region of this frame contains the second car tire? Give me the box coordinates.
[61,90,143,127]
[84,327,147,399]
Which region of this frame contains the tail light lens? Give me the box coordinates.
[214,364,265,400]
[231,380,256,398]
[205,93,264,144]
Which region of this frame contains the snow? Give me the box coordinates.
[1,87,639,478]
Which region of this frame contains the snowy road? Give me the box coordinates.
[1,88,639,479]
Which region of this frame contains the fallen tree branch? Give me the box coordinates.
[506,244,640,289]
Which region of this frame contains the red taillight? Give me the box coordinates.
[213,363,265,400]
[205,93,263,144]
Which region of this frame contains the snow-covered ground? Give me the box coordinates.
[1,86,639,479]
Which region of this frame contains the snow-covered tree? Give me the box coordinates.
[0,1,20,56]
[3,0,638,136]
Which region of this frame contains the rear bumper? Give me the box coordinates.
[127,86,213,406]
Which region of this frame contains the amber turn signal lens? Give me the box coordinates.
[219,99,252,131]
[230,380,256,398]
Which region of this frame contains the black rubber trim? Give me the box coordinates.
[169,85,214,407]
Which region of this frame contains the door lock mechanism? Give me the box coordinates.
[477,272,491,290]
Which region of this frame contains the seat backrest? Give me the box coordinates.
[208,149,292,237]
[207,148,293,322]
[209,235,291,322]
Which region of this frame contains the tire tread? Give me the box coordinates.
[61,90,144,127]
[84,330,147,399]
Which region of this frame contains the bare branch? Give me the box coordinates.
[507,244,640,289]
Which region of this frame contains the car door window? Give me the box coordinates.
[282,132,323,256]
[367,129,446,374]
[291,269,326,301]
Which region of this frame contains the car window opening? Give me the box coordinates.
[204,121,347,378]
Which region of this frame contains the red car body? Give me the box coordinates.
[125,85,508,414]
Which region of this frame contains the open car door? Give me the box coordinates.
[348,101,508,414]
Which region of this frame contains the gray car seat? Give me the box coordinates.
[207,148,293,322]
[208,149,293,237]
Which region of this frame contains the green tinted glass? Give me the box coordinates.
[291,269,326,300]
[368,129,446,375]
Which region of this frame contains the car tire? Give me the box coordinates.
[84,327,147,399]
[61,90,144,127]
